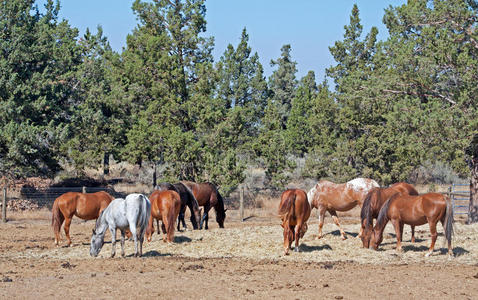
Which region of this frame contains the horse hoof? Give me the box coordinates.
[341,236,347,240]
[424,251,432,257]
[294,247,299,252]
[317,235,323,240]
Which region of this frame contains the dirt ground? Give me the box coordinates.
[1,208,478,299]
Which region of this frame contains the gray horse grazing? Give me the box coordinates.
[90,193,151,258]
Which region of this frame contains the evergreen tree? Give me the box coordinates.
[268,44,298,129]
[0,0,81,177]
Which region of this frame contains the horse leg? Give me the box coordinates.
[110,227,116,258]
[289,225,295,250]
[330,210,346,240]
[120,230,126,257]
[177,204,187,231]
[410,225,416,243]
[201,205,210,230]
[129,224,138,257]
[399,222,404,242]
[294,224,301,252]
[64,216,73,247]
[157,219,160,234]
[425,219,438,257]
[391,219,402,253]
[161,222,167,242]
[317,206,326,239]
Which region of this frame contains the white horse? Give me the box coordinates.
[90,193,151,258]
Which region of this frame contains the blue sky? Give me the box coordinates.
[56,0,405,80]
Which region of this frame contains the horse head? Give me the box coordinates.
[216,208,226,228]
[369,228,382,250]
[90,228,105,257]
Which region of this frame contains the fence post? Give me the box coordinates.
[240,185,244,222]
[2,188,6,223]
[82,186,86,194]
[448,185,454,213]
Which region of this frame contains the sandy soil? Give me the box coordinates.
[1,209,478,299]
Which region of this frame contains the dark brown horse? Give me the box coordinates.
[181,181,226,229]
[278,189,311,255]
[145,190,181,243]
[370,193,453,257]
[52,191,114,246]
[360,182,419,248]
[308,178,379,240]
[156,182,201,231]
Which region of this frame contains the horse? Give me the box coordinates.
[145,190,181,243]
[360,182,419,248]
[369,192,453,257]
[307,178,379,240]
[52,191,114,246]
[155,182,201,231]
[90,193,151,258]
[181,181,227,229]
[278,189,311,255]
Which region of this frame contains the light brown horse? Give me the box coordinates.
[370,193,453,257]
[52,191,114,246]
[308,178,379,240]
[181,181,227,229]
[278,189,311,255]
[145,190,181,243]
[360,182,419,248]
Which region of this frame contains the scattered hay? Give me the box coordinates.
[4,221,478,265]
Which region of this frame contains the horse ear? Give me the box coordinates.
[92,229,96,235]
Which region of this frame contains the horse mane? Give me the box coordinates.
[360,188,378,230]
[375,193,398,230]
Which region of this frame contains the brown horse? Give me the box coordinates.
[52,191,114,246]
[360,182,419,248]
[308,178,379,240]
[181,181,227,229]
[145,190,181,243]
[278,189,311,255]
[370,193,453,257]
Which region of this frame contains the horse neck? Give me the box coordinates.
[95,210,109,236]
[214,192,225,212]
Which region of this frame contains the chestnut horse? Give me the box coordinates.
[155,182,201,231]
[370,193,453,257]
[308,178,379,240]
[360,182,419,248]
[52,191,114,246]
[278,189,311,255]
[181,181,227,229]
[145,190,181,243]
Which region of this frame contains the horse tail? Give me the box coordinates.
[166,198,177,241]
[281,192,296,228]
[361,189,374,231]
[138,194,151,238]
[444,194,454,245]
[51,197,64,237]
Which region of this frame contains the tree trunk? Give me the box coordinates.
[468,157,478,223]
[103,153,110,175]
[152,164,157,188]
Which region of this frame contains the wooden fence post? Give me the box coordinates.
[240,185,244,222]
[82,186,86,194]
[2,188,6,223]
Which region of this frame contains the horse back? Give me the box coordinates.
[279,189,310,226]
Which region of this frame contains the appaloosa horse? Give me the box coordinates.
[90,194,150,258]
[146,190,181,243]
[181,181,227,229]
[155,182,201,231]
[360,182,419,248]
[307,178,379,240]
[278,189,311,255]
[370,193,453,257]
[52,191,114,246]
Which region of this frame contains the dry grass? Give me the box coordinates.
[3,212,477,266]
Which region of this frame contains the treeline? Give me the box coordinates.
[0,0,477,194]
